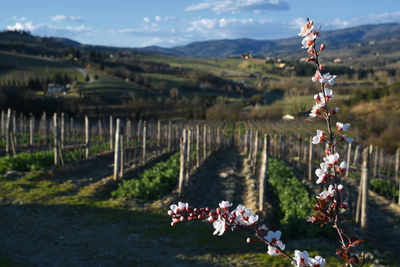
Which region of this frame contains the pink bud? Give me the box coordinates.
[180,216,184,221]
[167,210,174,216]
[247,238,252,243]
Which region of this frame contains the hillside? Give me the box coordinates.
[149,23,400,58]
[2,23,400,59]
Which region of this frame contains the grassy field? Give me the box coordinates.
[0,51,83,82]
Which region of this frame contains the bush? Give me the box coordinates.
[112,152,180,200]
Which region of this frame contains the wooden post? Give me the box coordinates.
[297,134,302,165]
[70,117,74,143]
[12,111,16,148]
[308,136,313,182]
[185,128,191,184]
[345,142,352,178]
[98,119,103,143]
[120,126,124,178]
[373,146,378,177]
[259,134,270,211]
[379,149,384,178]
[53,113,60,166]
[248,130,253,160]
[42,112,47,146]
[109,115,114,151]
[178,129,186,196]
[395,147,400,205]
[244,130,248,154]
[217,128,221,150]
[0,110,4,137]
[5,108,11,154]
[29,113,34,151]
[252,130,259,172]
[360,147,370,230]
[157,120,161,155]
[142,121,147,164]
[127,119,131,145]
[137,120,142,144]
[168,121,172,153]
[203,125,207,160]
[113,119,121,180]
[196,124,200,168]
[355,174,362,225]
[85,115,90,159]
[19,113,23,137]
[353,145,360,167]
[60,113,65,149]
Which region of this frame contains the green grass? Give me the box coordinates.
[0,143,110,173]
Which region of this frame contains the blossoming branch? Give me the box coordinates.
[168,18,365,267]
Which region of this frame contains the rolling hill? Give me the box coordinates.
[1,22,400,59]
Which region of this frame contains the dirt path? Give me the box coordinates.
[178,149,249,210]
[365,191,400,262]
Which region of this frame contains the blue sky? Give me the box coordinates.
[1,0,400,48]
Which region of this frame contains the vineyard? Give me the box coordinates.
[0,109,399,266]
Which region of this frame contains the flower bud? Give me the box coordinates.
[247,238,252,243]
[320,43,325,52]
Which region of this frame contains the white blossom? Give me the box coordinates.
[309,255,326,267]
[315,163,328,184]
[292,250,310,267]
[336,122,350,132]
[213,216,226,236]
[312,130,325,144]
[319,73,337,85]
[219,200,233,209]
[267,240,285,256]
[318,185,336,200]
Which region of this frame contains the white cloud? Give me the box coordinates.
[51,15,83,22]
[12,16,27,21]
[143,17,150,23]
[155,15,161,22]
[6,21,36,31]
[186,0,289,14]
[6,19,91,38]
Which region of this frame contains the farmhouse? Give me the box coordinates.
[47,83,68,97]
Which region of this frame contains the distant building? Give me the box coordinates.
[241,53,253,60]
[48,83,68,97]
[282,114,295,120]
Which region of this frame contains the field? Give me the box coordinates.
[0,115,399,266]
[1,28,400,266]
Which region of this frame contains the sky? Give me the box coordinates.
[1,0,400,48]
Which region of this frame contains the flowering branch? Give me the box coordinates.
[168,17,365,267]
[168,201,325,267]
[302,18,364,266]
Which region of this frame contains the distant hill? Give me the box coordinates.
[1,23,400,58]
[155,23,400,58]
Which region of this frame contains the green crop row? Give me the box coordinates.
[112,152,180,200]
[267,158,322,238]
[0,143,110,173]
[370,178,399,199]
